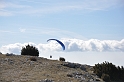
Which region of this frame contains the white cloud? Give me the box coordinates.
[18,0,123,15]
[0,10,13,16]
[19,28,26,33]
[0,30,16,34]
[0,42,36,54]
[0,39,124,55]
[64,39,124,52]
[0,0,123,16]
[17,28,86,40]
[0,0,31,16]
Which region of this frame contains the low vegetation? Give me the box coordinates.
[21,44,39,56]
[93,61,124,82]
[59,57,65,61]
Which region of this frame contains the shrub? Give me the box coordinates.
[59,57,65,61]
[21,44,39,56]
[93,61,124,81]
[0,52,2,54]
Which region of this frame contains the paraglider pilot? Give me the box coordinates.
[50,55,52,58]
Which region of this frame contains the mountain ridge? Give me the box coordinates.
[0,54,103,82]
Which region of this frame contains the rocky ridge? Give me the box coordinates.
[0,54,103,82]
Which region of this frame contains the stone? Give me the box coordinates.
[63,62,87,71]
[39,79,54,82]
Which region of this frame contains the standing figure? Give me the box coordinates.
[50,55,52,58]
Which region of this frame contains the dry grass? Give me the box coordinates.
[0,54,103,82]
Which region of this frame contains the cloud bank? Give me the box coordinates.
[0,39,124,54]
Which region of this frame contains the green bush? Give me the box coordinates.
[93,61,124,81]
[59,57,65,61]
[21,44,39,56]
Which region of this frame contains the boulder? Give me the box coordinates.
[63,62,86,71]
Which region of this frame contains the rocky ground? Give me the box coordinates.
[0,54,103,82]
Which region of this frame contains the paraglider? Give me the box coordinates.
[47,39,65,50]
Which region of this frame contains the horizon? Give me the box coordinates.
[0,0,124,66]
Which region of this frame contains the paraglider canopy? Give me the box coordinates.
[47,39,65,50]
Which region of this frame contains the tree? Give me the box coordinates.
[21,44,39,56]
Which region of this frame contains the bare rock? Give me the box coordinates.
[39,79,54,82]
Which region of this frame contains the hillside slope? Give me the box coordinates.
[0,54,103,82]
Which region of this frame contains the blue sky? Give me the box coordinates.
[0,0,124,66]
